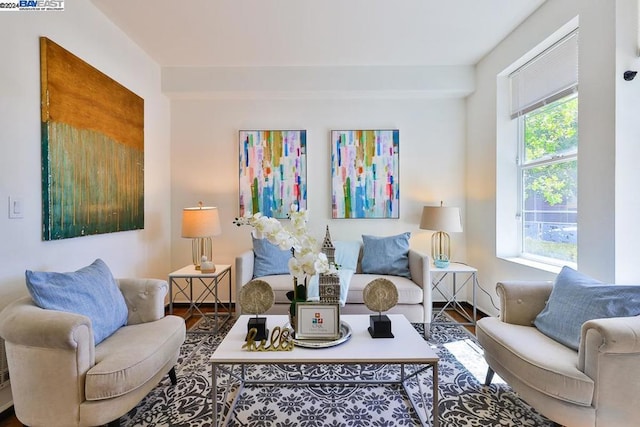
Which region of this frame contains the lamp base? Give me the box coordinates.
[431,231,451,261]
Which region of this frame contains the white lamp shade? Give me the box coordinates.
[181,206,221,238]
[420,206,462,232]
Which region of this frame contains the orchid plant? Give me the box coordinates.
[235,207,336,316]
[235,208,332,278]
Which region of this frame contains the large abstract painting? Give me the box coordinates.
[239,130,307,218]
[331,130,399,219]
[40,37,144,240]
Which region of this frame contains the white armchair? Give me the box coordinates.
[477,280,640,427]
[0,278,186,427]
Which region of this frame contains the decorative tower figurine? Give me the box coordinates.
[319,226,340,304]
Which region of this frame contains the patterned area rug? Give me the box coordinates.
[121,316,554,426]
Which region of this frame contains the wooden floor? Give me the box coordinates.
[0,304,485,426]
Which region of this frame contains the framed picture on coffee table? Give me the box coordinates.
[295,303,340,340]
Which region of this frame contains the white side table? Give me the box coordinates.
[168,264,233,333]
[430,262,478,327]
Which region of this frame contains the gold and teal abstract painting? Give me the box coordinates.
[40,37,144,240]
[239,130,306,219]
[331,130,399,219]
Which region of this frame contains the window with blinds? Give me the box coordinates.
[512,29,579,266]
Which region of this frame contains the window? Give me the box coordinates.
[509,30,579,266]
[519,95,577,263]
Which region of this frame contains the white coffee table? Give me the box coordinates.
[211,314,439,426]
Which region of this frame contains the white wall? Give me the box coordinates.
[169,96,469,300]
[615,0,640,283]
[0,2,172,305]
[467,0,640,315]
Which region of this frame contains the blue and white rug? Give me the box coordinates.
[122,316,554,426]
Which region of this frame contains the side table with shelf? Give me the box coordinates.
[430,262,478,327]
[168,264,233,333]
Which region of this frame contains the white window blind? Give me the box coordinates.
[510,30,578,118]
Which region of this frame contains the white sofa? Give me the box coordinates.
[476,280,640,427]
[235,244,433,334]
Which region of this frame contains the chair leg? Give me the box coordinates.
[169,366,178,385]
[107,418,120,427]
[484,367,495,386]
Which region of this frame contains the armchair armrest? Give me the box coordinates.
[0,297,95,420]
[408,249,432,325]
[579,315,640,424]
[496,280,553,326]
[580,315,640,371]
[0,296,93,351]
[117,278,168,325]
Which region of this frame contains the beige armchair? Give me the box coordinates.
[476,281,640,427]
[0,278,186,427]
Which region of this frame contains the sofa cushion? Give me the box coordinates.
[85,314,185,401]
[252,236,292,278]
[534,266,640,350]
[25,259,128,345]
[334,241,361,271]
[361,233,411,278]
[262,273,422,306]
[477,316,594,406]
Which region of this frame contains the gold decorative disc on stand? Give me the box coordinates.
[363,278,398,313]
[239,279,275,315]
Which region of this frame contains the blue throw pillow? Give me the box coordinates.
[361,233,411,278]
[334,240,361,271]
[25,259,128,345]
[534,266,640,350]
[252,236,292,278]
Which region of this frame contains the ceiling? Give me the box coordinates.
[91,0,545,68]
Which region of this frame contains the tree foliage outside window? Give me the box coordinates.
[520,95,578,263]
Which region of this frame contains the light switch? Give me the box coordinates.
[9,196,23,219]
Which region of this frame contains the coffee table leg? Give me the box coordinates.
[432,362,439,427]
[212,363,219,426]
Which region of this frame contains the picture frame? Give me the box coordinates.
[239,130,307,219]
[295,303,341,340]
[40,37,144,240]
[330,129,399,219]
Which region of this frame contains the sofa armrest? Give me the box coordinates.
[408,249,432,325]
[235,250,255,314]
[117,278,168,325]
[496,280,553,326]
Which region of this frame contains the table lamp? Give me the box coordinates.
[419,201,462,262]
[181,202,221,270]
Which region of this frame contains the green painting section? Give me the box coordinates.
[343,177,352,219]
[251,177,260,214]
[42,121,144,240]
